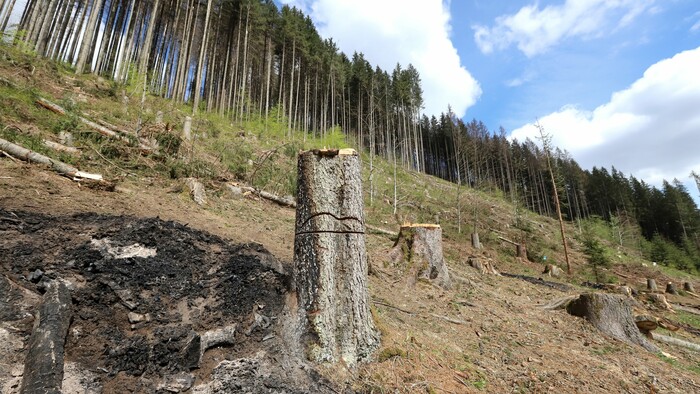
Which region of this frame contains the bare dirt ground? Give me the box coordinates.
[2,159,700,393]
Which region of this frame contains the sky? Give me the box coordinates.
[281,0,700,203]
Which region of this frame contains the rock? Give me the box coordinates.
[127,312,151,324]
[158,373,194,393]
[201,324,237,352]
[181,332,202,370]
[27,269,43,283]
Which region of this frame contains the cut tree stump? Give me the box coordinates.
[293,149,379,365]
[647,278,658,293]
[467,256,499,276]
[185,178,206,206]
[516,243,527,259]
[684,282,695,293]
[666,282,678,295]
[389,224,451,289]
[566,292,659,352]
[543,264,563,278]
[20,280,72,394]
[647,293,674,311]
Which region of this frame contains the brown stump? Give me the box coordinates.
[647,278,658,293]
[516,243,527,259]
[566,293,659,352]
[293,149,379,365]
[389,224,451,289]
[20,280,72,394]
[684,282,695,293]
[666,282,678,295]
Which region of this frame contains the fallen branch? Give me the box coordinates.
[498,236,520,246]
[372,299,415,315]
[366,224,398,237]
[652,333,700,352]
[431,313,468,325]
[671,304,700,316]
[237,185,296,207]
[501,272,573,292]
[36,98,153,152]
[1,137,103,181]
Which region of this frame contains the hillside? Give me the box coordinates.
[1,42,700,393]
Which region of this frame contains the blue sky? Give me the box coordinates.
[283,0,700,202]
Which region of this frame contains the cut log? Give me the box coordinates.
[647,278,658,292]
[543,264,563,278]
[42,139,80,155]
[185,178,207,206]
[684,282,695,293]
[293,149,379,365]
[1,137,103,181]
[566,292,659,352]
[666,282,678,295]
[20,280,72,394]
[471,233,481,249]
[389,224,452,289]
[238,185,296,207]
[652,333,700,352]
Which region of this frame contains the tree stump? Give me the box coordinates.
[20,280,72,394]
[183,116,192,141]
[471,233,481,249]
[389,224,451,289]
[647,278,658,293]
[293,149,379,365]
[666,282,678,295]
[647,293,674,311]
[467,256,499,275]
[566,293,659,352]
[543,264,563,278]
[516,243,527,259]
[684,282,695,293]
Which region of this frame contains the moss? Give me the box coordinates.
[377,346,407,362]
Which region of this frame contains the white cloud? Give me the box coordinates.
[282,0,481,117]
[510,46,700,189]
[474,0,656,57]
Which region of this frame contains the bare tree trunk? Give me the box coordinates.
[192,0,213,113]
[75,0,106,74]
[293,149,379,366]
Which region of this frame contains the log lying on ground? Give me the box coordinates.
[389,223,451,289]
[42,139,80,155]
[0,137,103,181]
[294,148,379,365]
[652,333,700,352]
[20,280,72,394]
[566,292,659,352]
[240,185,296,207]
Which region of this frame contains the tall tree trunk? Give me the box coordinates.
[75,0,106,74]
[294,149,379,365]
[192,0,213,113]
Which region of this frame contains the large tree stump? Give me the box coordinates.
[389,224,451,289]
[647,278,658,293]
[20,280,72,394]
[470,233,481,249]
[684,282,695,293]
[293,149,379,365]
[566,293,659,352]
[666,282,678,295]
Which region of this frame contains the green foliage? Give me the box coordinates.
[581,222,611,282]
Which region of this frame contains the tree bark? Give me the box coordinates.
[666,282,678,295]
[647,278,658,293]
[389,224,451,289]
[566,293,659,352]
[20,280,72,394]
[293,148,379,365]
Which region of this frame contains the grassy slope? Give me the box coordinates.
[2,43,700,392]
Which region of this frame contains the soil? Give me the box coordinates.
[2,159,700,393]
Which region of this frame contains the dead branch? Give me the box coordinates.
[237,185,296,207]
[43,139,80,155]
[372,299,415,315]
[0,137,103,181]
[497,236,520,246]
[430,313,468,325]
[366,224,398,237]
